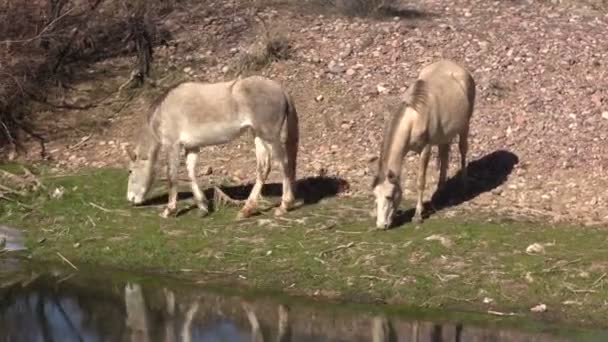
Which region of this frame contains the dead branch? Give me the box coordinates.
[319,241,355,258]
[88,202,131,216]
[0,6,76,45]
[213,186,244,207]
[487,310,520,317]
[592,273,606,288]
[67,135,91,151]
[57,252,78,270]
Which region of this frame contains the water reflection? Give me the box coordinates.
[0,266,600,342]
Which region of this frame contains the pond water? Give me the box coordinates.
[1,254,607,342]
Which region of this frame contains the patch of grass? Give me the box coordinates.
[1,164,608,329]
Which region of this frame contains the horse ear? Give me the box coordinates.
[126,145,136,162]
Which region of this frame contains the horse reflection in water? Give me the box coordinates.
[0,277,577,342]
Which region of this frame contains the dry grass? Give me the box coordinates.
[230,17,291,75]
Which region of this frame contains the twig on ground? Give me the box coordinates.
[592,273,606,288]
[0,183,25,196]
[57,252,78,271]
[213,186,244,206]
[319,241,355,258]
[360,275,388,281]
[67,135,92,151]
[88,202,130,216]
[565,285,597,294]
[487,310,520,317]
[542,258,582,274]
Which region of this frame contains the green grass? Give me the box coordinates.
[2,164,608,330]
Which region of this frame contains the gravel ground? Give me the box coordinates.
[10,0,608,225]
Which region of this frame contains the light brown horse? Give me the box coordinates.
[126,76,299,219]
[372,60,476,229]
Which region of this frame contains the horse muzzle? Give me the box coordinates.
[127,192,144,205]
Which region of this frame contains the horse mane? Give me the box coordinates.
[138,82,187,150]
[147,81,187,121]
[403,79,429,115]
[372,80,429,188]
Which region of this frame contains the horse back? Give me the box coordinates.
[419,60,475,142]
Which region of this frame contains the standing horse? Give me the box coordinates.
[372,60,476,229]
[126,76,299,219]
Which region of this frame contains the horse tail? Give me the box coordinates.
[283,92,299,185]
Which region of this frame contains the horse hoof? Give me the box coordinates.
[237,209,252,220]
[274,207,288,217]
[199,207,209,217]
[160,209,174,219]
[412,215,423,224]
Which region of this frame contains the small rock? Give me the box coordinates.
[221,65,230,73]
[73,242,81,248]
[525,272,534,283]
[526,243,545,254]
[602,111,608,120]
[51,187,65,199]
[483,297,494,304]
[183,66,193,74]
[530,303,547,313]
[202,166,213,176]
[315,95,324,102]
[346,68,356,76]
[377,84,388,94]
[425,234,453,248]
[340,45,353,59]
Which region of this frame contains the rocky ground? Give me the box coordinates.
[6,0,608,225]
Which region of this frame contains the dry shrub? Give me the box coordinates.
[0,0,174,157]
[231,18,291,74]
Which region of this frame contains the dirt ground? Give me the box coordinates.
[6,0,608,226]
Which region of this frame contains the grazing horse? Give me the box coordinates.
[126,76,299,219]
[372,59,476,229]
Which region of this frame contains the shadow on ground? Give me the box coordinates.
[265,1,437,20]
[392,149,520,228]
[140,176,349,215]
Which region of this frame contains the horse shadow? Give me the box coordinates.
[392,149,520,227]
[140,176,349,216]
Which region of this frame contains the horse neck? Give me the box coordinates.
[379,109,415,179]
[138,124,161,161]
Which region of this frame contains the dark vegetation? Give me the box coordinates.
[0,0,174,158]
[0,0,433,161]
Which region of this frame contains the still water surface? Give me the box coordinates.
[1,254,607,341]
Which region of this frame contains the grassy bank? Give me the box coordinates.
[1,164,608,329]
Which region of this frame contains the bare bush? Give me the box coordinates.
[0,0,174,158]
[231,16,291,75]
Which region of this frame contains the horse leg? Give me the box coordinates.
[161,144,181,218]
[459,129,469,193]
[185,147,209,216]
[413,145,431,223]
[237,137,271,219]
[437,143,450,191]
[272,141,295,216]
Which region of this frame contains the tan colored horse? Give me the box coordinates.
[372,60,476,229]
[126,76,299,219]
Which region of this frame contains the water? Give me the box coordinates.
[1,256,607,341]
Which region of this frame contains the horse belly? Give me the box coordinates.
[179,122,246,148]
